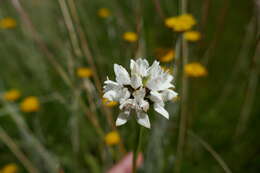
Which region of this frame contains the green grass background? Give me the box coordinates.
[0,0,259,172]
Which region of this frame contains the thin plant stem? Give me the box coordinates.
[66,0,118,133]
[70,90,80,155]
[198,18,257,127]
[152,0,165,20]
[212,18,256,110]
[10,0,72,88]
[235,40,260,138]
[134,0,143,58]
[82,79,98,112]
[200,0,211,31]
[175,0,189,172]
[58,0,83,59]
[79,98,105,138]
[0,127,40,173]
[234,1,260,138]
[132,126,144,173]
[188,130,232,173]
[201,0,230,66]
[175,37,189,173]
[0,99,59,173]
[58,0,111,144]
[66,0,103,94]
[173,37,182,80]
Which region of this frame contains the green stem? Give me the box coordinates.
[175,0,189,172]
[132,126,144,173]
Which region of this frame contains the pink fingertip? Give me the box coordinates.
[107,152,143,173]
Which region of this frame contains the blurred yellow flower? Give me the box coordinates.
[158,50,175,63]
[3,89,21,101]
[165,14,196,32]
[165,16,178,28]
[102,98,118,107]
[97,8,111,18]
[172,95,180,102]
[20,96,40,112]
[122,32,138,42]
[105,131,120,146]
[161,66,174,75]
[184,31,201,42]
[77,67,93,78]
[1,163,18,173]
[184,62,207,77]
[0,17,17,29]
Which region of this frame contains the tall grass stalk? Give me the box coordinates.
[10,0,72,88]
[235,41,260,138]
[188,130,232,173]
[175,0,189,172]
[201,0,231,66]
[57,0,116,144]
[65,0,120,134]
[58,0,83,59]
[66,0,103,94]
[0,127,40,173]
[1,99,59,173]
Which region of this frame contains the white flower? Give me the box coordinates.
[103,58,178,128]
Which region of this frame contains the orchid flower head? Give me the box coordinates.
[103,58,178,128]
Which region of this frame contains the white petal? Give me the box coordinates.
[146,75,174,91]
[140,100,149,112]
[147,60,160,77]
[136,58,149,76]
[133,87,146,101]
[149,91,163,103]
[103,78,121,92]
[130,59,149,77]
[131,74,142,89]
[103,90,117,101]
[161,73,174,89]
[116,111,130,126]
[136,112,151,128]
[154,104,169,119]
[114,64,131,85]
[130,59,136,71]
[146,61,175,91]
[118,88,131,103]
[119,99,135,110]
[161,89,178,101]
[146,76,163,91]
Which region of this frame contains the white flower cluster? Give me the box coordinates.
[103,59,178,128]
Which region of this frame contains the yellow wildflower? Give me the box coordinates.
[184,62,207,77]
[165,16,179,28]
[105,131,120,146]
[172,95,180,102]
[122,32,138,42]
[158,49,175,63]
[1,163,18,173]
[184,31,201,42]
[102,98,118,107]
[0,17,17,29]
[97,8,111,18]
[20,96,40,112]
[77,67,93,78]
[161,66,174,75]
[3,89,21,101]
[165,14,196,32]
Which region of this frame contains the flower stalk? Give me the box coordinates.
[132,125,144,173]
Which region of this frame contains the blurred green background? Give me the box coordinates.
[0,0,259,172]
